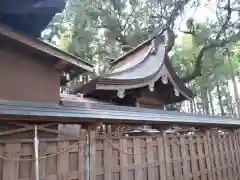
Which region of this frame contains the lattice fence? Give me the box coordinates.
[0,127,239,180]
[91,131,240,180]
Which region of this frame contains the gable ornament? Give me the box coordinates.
[117,89,125,98]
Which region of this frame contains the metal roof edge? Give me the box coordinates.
[0,100,239,126]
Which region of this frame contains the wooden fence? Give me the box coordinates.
[0,130,239,180]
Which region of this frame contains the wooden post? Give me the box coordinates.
[85,131,90,180]
[146,138,154,180]
[133,138,142,180]
[34,125,39,180]
[205,130,214,180]
[157,135,167,180]
[120,138,128,180]
[86,123,98,180]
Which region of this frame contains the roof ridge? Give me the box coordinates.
[111,27,166,66]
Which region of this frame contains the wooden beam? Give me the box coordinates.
[0,127,33,136]
[82,121,103,131]
[54,59,67,70]
[0,122,58,136]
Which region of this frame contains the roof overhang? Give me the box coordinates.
[0,0,65,37]
[0,24,94,82]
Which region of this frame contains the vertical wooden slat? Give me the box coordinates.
[208,133,216,180]
[45,141,57,180]
[232,133,240,176]
[79,141,85,180]
[180,136,189,180]
[203,132,212,180]
[189,136,198,180]
[164,135,172,180]
[104,138,112,180]
[236,132,240,171]
[233,132,240,177]
[205,131,214,180]
[157,136,167,180]
[228,133,237,179]
[39,142,47,180]
[133,138,142,180]
[0,143,4,180]
[141,139,147,180]
[218,135,227,180]
[89,130,96,180]
[223,133,233,180]
[119,139,128,180]
[196,135,206,180]
[146,138,154,180]
[172,137,181,180]
[3,143,21,180]
[57,141,69,180]
[211,133,222,180]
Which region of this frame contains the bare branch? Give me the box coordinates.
[179,30,196,36]
[216,0,231,39]
[166,27,176,52]
[163,0,191,52]
[121,4,138,32]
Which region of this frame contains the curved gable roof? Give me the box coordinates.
[73,34,194,104]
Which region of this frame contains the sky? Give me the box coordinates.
[175,0,217,34]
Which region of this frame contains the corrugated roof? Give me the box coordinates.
[0,100,239,128]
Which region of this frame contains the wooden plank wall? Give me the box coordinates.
[93,131,240,180]
[0,131,239,180]
[0,137,85,180]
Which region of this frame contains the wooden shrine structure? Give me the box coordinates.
[0,23,238,128]
[72,34,194,108]
[0,2,240,179]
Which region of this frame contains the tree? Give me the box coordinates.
[42,0,240,117]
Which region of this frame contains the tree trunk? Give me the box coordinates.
[216,81,225,116]
[200,76,210,115]
[203,87,210,115]
[190,100,194,113]
[227,52,240,118]
[208,89,215,115]
[197,97,204,115]
[192,98,197,113]
[228,95,236,116]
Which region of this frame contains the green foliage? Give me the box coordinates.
[172,22,240,116]
[41,0,240,117]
